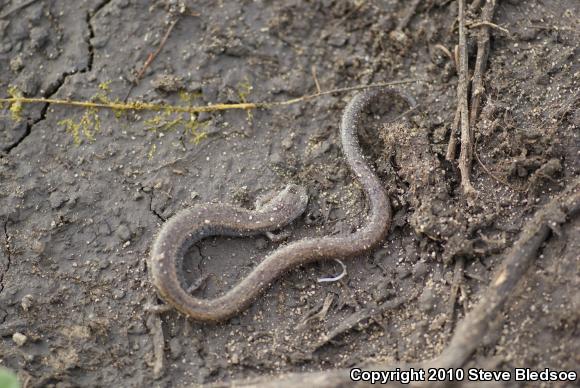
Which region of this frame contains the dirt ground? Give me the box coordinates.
[0,0,578,387]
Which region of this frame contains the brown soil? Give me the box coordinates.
[0,0,578,387]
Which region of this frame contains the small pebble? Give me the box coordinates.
[21,294,34,311]
[115,224,131,242]
[112,289,125,300]
[13,332,27,346]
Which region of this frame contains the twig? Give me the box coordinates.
[0,79,422,115]
[124,18,180,101]
[212,178,580,387]
[146,297,166,379]
[311,65,322,94]
[433,44,455,66]
[314,296,408,350]
[468,20,508,34]
[457,0,475,195]
[298,293,335,328]
[317,259,347,283]
[445,256,465,334]
[446,106,461,160]
[469,0,498,128]
[138,19,179,81]
[430,177,580,369]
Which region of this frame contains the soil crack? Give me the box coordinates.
[87,0,112,72]
[144,187,165,222]
[0,220,12,298]
[4,1,112,155]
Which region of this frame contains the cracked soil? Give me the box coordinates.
[0,0,578,387]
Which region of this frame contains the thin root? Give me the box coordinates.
[317,259,347,283]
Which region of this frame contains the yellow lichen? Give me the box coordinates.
[178,89,203,103]
[2,80,418,147]
[58,119,81,145]
[58,108,100,145]
[183,115,208,143]
[98,80,112,91]
[7,86,23,122]
[237,79,254,121]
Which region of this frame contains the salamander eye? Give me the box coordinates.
[288,186,297,195]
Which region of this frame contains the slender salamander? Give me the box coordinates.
[149,88,416,322]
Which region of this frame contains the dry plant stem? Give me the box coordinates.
[145,297,166,379]
[469,0,498,127]
[0,80,419,115]
[445,256,465,333]
[124,18,180,101]
[430,177,580,369]
[446,105,461,160]
[433,44,454,65]
[468,21,508,34]
[136,19,179,81]
[215,178,580,387]
[457,0,475,195]
[311,65,322,94]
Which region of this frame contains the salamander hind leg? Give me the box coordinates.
[255,184,308,221]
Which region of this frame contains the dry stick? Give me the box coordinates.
[212,178,580,388]
[446,105,461,160]
[468,20,508,34]
[145,296,166,379]
[311,65,322,94]
[124,18,180,101]
[469,0,497,128]
[457,0,475,195]
[313,295,410,351]
[445,41,461,161]
[445,256,465,335]
[0,79,420,115]
[433,44,455,65]
[429,177,580,369]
